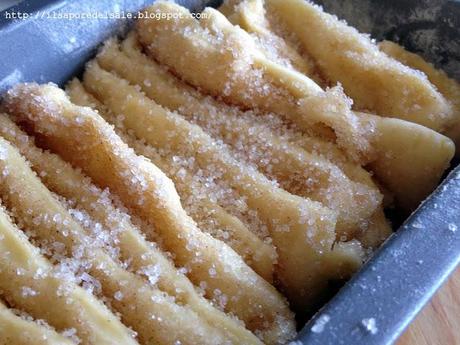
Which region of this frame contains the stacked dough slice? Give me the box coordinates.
[0,89,284,345]
[0,0,458,344]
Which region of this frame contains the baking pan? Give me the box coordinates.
[0,1,459,344]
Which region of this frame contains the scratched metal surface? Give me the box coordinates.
[0,1,459,344]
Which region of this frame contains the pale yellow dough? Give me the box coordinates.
[136,1,454,211]
[0,131,242,345]
[136,1,372,163]
[0,190,136,345]
[96,35,388,246]
[0,301,74,345]
[265,0,453,132]
[67,78,277,282]
[220,0,321,83]
[379,40,460,149]
[79,62,368,312]
[0,113,263,345]
[3,83,296,344]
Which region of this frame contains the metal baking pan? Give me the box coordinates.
[0,1,459,344]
